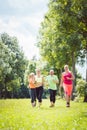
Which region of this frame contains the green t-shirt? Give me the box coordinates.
[46,75,58,90]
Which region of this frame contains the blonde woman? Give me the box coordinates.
[28,73,36,107]
[60,65,74,107]
[35,69,44,107]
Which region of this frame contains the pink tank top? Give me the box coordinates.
[63,72,72,85]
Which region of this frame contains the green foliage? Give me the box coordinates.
[18,84,30,98]
[0,99,87,130]
[24,60,36,86]
[76,79,87,97]
[37,0,87,81]
[6,79,20,91]
[0,41,12,80]
[0,33,28,98]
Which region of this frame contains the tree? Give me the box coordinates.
[24,59,36,86]
[0,41,12,98]
[0,33,27,98]
[37,0,86,84]
[65,0,87,81]
[76,79,87,102]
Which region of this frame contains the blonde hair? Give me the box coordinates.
[64,65,69,69]
[50,69,54,73]
[35,68,40,72]
[29,72,35,78]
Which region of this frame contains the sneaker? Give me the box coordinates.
[32,102,36,107]
[32,103,34,107]
[66,102,70,107]
[49,104,54,107]
[34,101,36,107]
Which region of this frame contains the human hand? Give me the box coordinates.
[66,77,70,80]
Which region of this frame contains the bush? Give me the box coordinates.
[76,79,87,102]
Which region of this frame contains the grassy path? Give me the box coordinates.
[0,99,87,130]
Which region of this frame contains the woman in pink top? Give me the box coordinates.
[60,65,74,107]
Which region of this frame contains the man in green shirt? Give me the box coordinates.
[46,69,59,107]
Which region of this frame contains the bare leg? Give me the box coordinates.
[65,94,70,107]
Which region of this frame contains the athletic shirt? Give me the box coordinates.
[46,75,58,90]
[35,75,43,87]
[29,79,36,88]
[62,72,72,85]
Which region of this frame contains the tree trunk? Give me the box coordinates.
[71,51,76,100]
[4,79,7,99]
[0,90,2,98]
[83,95,87,102]
[4,84,7,99]
[86,51,87,82]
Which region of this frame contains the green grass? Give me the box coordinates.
[0,99,87,130]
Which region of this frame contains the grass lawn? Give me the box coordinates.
[0,99,87,130]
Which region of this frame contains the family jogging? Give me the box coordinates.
[28,65,74,108]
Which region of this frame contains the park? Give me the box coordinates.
[0,0,87,130]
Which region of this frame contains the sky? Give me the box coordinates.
[0,0,49,59]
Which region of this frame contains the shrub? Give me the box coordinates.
[76,79,87,102]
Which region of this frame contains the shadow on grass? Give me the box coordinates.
[35,105,67,111]
[81,112,87,118]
